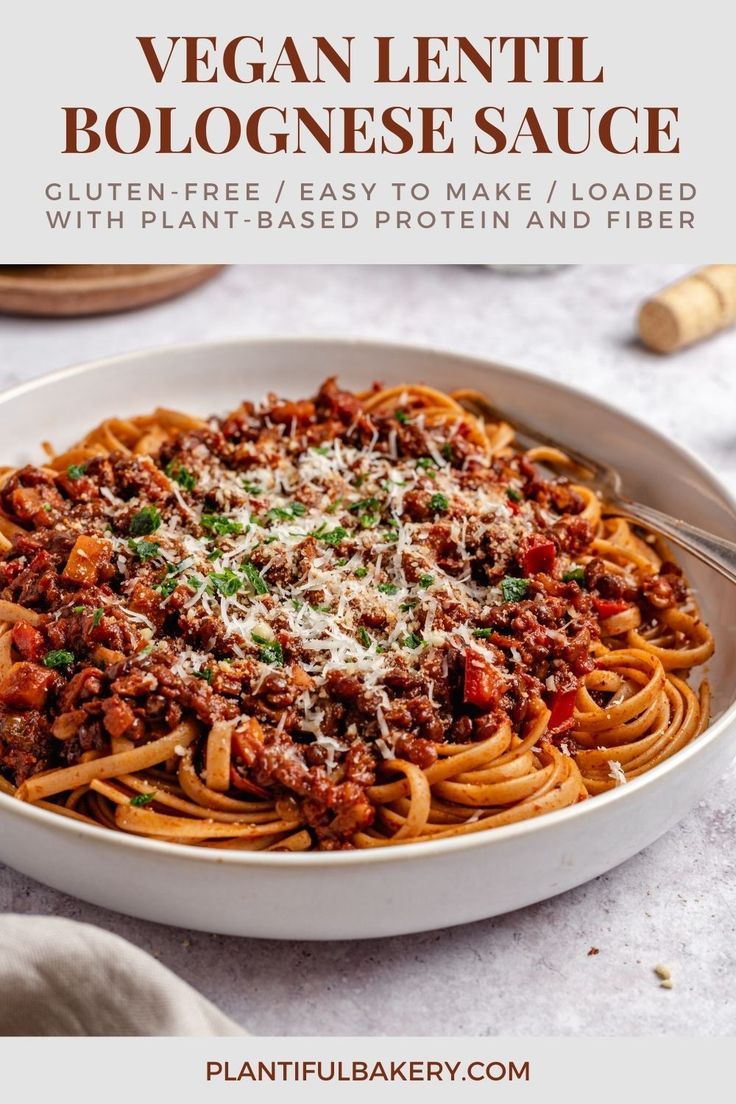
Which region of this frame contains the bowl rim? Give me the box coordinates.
[1,333,734,869]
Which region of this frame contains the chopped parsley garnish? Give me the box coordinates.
[500,576,530,603]
[127,538,161,561]
[354,567,368,579]
[384,521,400,542]
[395,410,410,425]
[506,487,522,503]
[165,463,197,492]
[403,632,423,650]
[130,505,162,536]
[201,513,244,537]
[72,605,85,614]
[563,567,586,584]
[43,649,74,670]
[357,627,371,648]
[473,628,494,639]
[441,442,453,462]
[242,561,269,595]
[267,502,306,523]
[334,558,348,567]
[418,574,434,588]
[130,791,157,807]
[208,568,243,597]
[66,464,87,481]
[194,667,213,683]
[252,633,284,666]
[157,563,184,598]
[311,445,330,456]
[429,493,449,514]
[377,583,398,595]
[242,481,263,495]
[400,600,418,612]
[350,498,381,529]
[416,457,436,470]
[158,575,178,598]
[349,496,380,514]
[92,607,104,628]
[319,526,348,547]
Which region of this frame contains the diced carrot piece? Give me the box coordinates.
[268,401,316,426]
[11,621,45,661]
[62,535,111,585]
[0,662,56,709]
[10,487,56,528]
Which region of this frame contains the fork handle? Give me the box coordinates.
[613,498,736,584]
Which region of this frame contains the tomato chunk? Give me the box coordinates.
[11,621,45,662]
[521,539,556,575]
[547,688,577,735]
[592,598,631,619]
[463,648,506,710]
[0,662,56,710]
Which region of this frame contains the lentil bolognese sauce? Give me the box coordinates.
[0,379,714,850]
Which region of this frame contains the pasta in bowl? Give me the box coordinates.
[0,376,714,852]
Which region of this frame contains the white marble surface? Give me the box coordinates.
[1,264,735,1036]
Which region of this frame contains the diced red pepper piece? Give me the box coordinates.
[463,648,506,710]
[521,539,556,576]
[592,598,631,619]
[11,621,45,662]
[0,662,56,710]
[547,688,577,735]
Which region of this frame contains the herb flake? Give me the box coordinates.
[130,506,161,536]
[130,791,157,807]
[242,562,269,595]
[43,649,75,670]
[500,576,530,603]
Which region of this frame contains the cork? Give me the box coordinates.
[638,265,736,353]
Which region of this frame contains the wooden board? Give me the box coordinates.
[0,265,225,318]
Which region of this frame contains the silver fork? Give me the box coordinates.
[458,395,736,585]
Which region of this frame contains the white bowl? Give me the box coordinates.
[0,339,734,940]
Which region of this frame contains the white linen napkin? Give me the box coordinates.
[0,914,244,1036]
